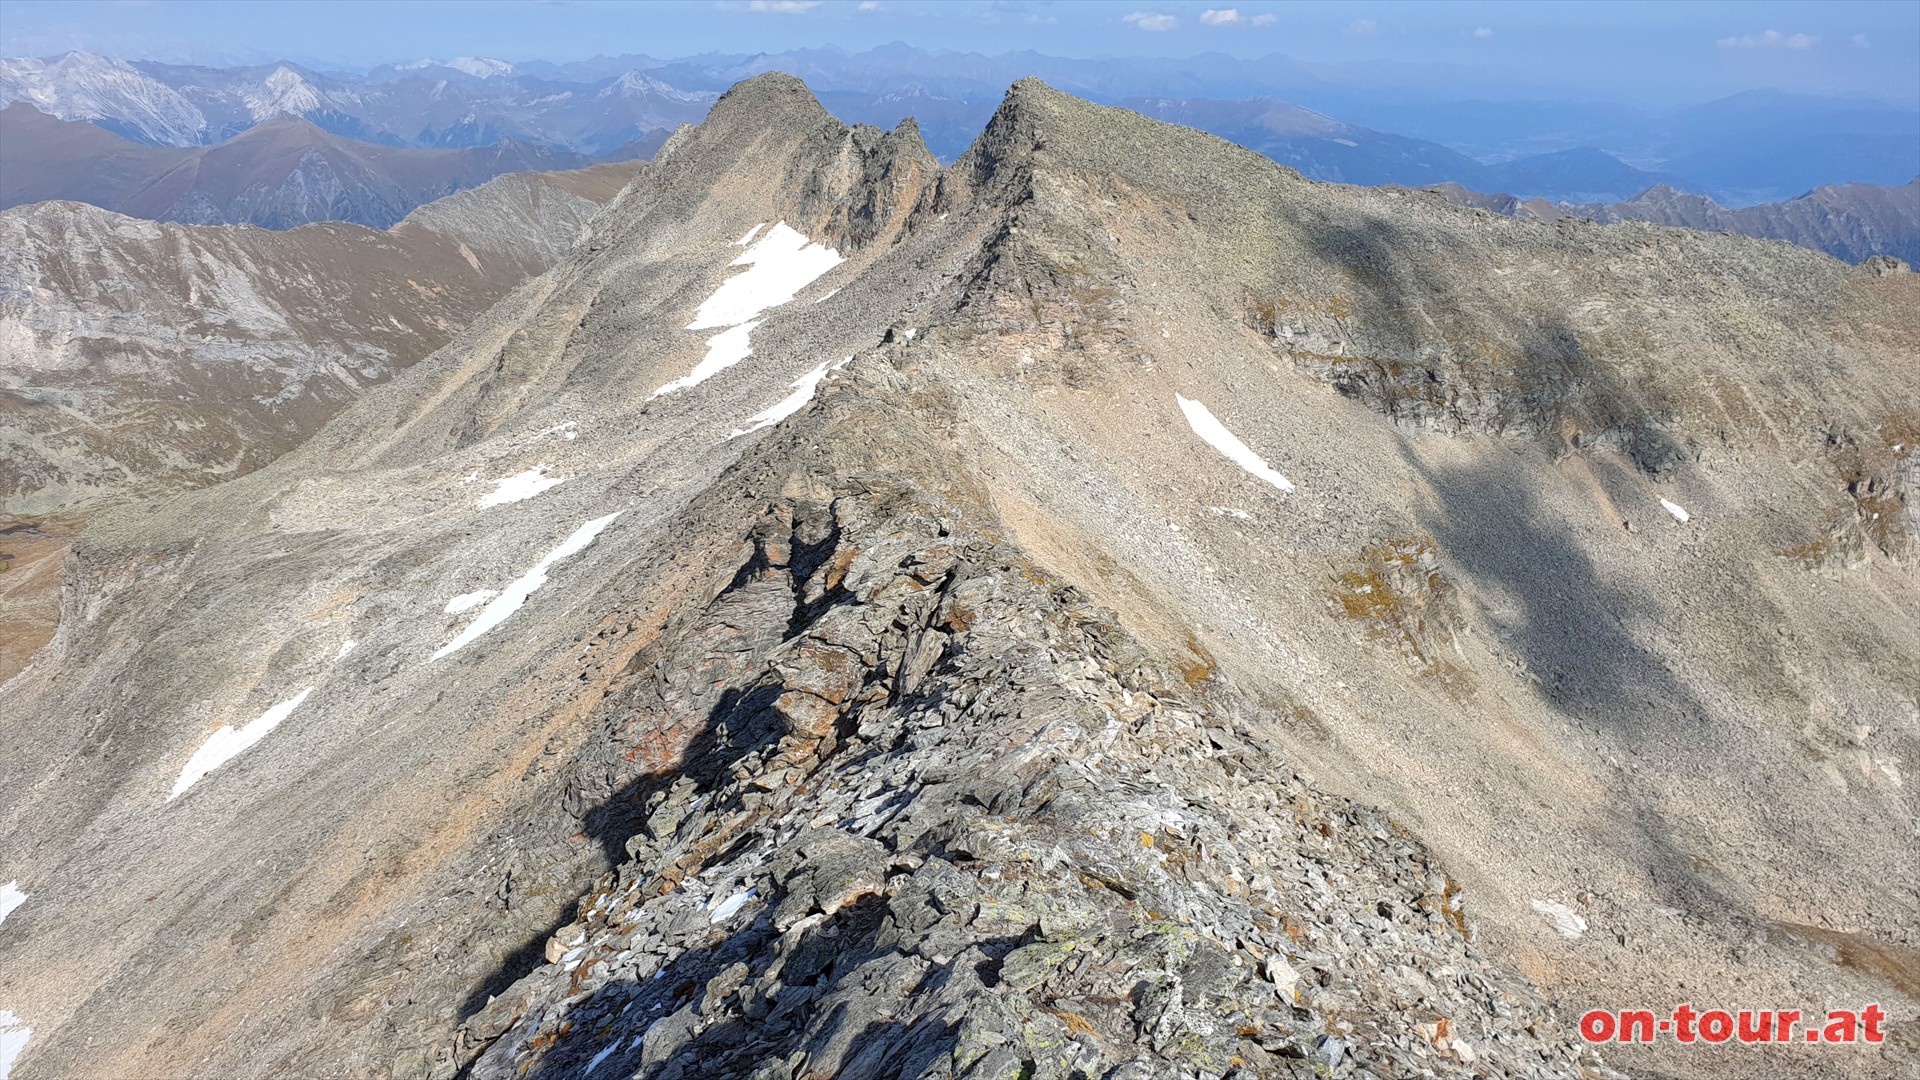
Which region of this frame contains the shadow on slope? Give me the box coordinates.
[1418,449,1705,739]
[1287,213,1690,476]
[511,892,995,1080]
[1402,417,1787,937]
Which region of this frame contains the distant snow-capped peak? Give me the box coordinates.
[0,50,208,145]
[600,71,710,102]
[398,57,514,79]
[240,66,331,120]
[448,57,514,79]
[877,83,934,104]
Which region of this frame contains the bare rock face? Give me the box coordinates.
[0,73,1915,1080]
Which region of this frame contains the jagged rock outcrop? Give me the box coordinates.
[0,73,1915,1080]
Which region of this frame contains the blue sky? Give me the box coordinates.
[2,0,1915,104]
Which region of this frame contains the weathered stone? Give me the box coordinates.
[774,691,841,739]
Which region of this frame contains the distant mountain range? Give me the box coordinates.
[5,47,1913,206]
[1423,179,1920,267]
[1115,97,1676,202]
[0,103,650,229]
[0,51,710,153]
[3,48,1914,259]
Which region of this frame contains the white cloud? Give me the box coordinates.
[747,0,820,12]
[1472,26,1494,39]
[1716,29,1818,49]
[1250,13,1275,26]
[1200,8,1241,25]
[984,0,1057,23]
[1851,33,1869,48]
[1345,18,1377,36]
[1123,11,1178,31]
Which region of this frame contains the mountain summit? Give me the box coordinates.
[0,75,1913,1080]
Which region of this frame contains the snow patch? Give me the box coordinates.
[653,223,843,398]
[0,883,24,928]
[477,466,566,509]
[241,66,333,120]
[445,589,498,615]
[533,420,578,441]
[582,1042,618,1075]
[1208,506,1252,520]
[334,640,358,661]
[0,1011,30,1080]
[734,223,766,246]
[1176,395,1295,493]
[709,888,756,924]
[1659,498,1691,523]
[728,357,852,438]
[431,513,622,660]
[599,71,708,101]
[1530,898,1587,939]
[687,223,844,330]
[169,687,315,799]
[651,321,759,398]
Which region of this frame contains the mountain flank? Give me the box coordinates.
[0,73,1913,1080]
[0,159,643,679]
